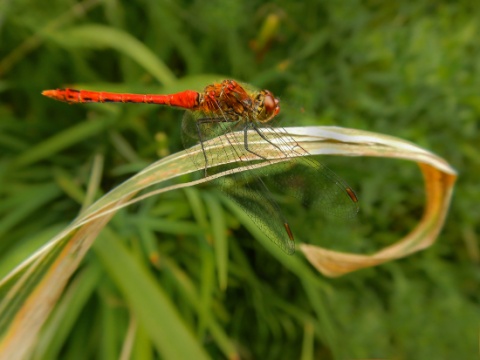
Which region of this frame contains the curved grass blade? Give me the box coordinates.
[0,125,456,358]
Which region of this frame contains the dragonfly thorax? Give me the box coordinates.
[196,80,280,124]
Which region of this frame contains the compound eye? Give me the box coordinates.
[263,90,280,117]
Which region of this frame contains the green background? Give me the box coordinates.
[1,1,478,359]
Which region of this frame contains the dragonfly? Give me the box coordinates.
[42,79,359,254]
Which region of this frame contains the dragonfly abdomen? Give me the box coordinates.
[42,88,200,109]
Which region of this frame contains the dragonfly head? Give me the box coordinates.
[255,90,280,123]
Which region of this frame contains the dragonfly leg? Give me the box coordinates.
[252,126,290,158]
[243,126,269,161]
[194,121,209,177]
[197,117,233,177]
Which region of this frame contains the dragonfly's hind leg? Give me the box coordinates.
[243,127,269,161]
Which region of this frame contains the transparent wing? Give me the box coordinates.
[264,126,359,220]
[222,170,296,255]
[181,111,359,254]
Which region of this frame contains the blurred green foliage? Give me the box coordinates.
[0,0,478,359]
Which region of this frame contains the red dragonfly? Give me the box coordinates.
[43,79,358,254]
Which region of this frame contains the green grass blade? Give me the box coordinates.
[12,117,115,168]
[47,25,176,86]
[93,229,210,360]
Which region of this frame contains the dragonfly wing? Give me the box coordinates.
[181,111,242,173]
[182,114,296,254]
[181,113,358,253]
[250,125,360,220]
[220,169,295,255]
[278,156,359,220]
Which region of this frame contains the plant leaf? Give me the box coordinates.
[0,125,456,357]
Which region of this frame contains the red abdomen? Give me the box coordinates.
[42,88,199,109]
